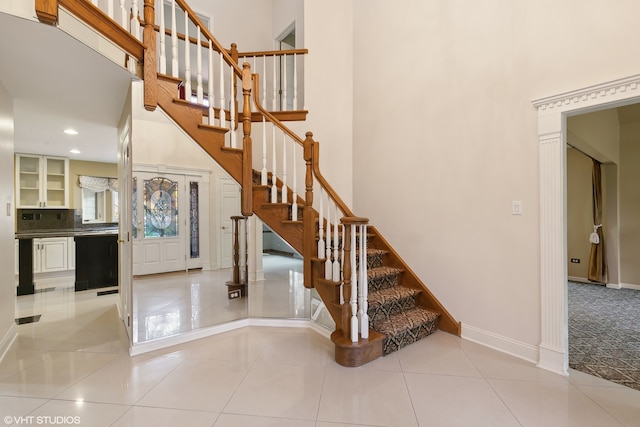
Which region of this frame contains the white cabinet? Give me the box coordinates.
[33,237,68,273]
[15,154,69,208]
[67,237,75,270]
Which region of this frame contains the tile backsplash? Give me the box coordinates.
[16,209,82,231]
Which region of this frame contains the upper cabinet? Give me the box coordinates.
[15,154,69,208]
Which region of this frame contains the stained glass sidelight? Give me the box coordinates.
[132,177,137,239]
[143,177,179,238]
[189,181,200,258]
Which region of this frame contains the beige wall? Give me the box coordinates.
[350,0,640,350]
[0,80,15,349]
[620,119,640,285]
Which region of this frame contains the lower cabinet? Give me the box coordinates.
[34,237,68,273]
[15,237,73,275]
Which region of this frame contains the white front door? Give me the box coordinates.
[133,172,187,275]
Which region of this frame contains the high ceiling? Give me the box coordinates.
[0,12,133,163]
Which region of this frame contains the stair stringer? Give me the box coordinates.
[367,225,461,336]
[155,74,243,183]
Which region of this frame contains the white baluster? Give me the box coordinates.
[317,187,325,259]
[350,223,358,342]
[332,204,340,281]
[271,55,277,111]
[158,0,166,74]
[282,53,287,111]
[131,0,140,40]
[184,12,191,101]
[261,57,266,106]
[360,223,369,339]
[251,56,257,111]
[281,134,287,204]
[171,0,178,77]
[270,124,277,203]
[208,44,214,124]
[196,27,203,104]
[219,51,226,129]
[293,53,298,110]
[230,68,236,148]
[107,0,114,19]
[291,143,297,221]
[261,117,267,185]
[325,200,333,280]
[119,0,127,28]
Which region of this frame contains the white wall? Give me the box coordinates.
[0,81,16,355]
[188,0,273,51]
[350,0,640,354]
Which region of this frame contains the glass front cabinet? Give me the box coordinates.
[15,154,69,208]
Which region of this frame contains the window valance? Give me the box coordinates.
[78,175,118,192]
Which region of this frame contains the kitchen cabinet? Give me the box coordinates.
[15,237,73,275]
[33,237,68,273]
[15,154,69,208]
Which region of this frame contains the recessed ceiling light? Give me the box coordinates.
[64,129,78,135]
[69,149,81,154]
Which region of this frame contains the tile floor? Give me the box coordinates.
[2,258,640,426]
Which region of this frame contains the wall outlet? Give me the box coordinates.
[570,258,580,263]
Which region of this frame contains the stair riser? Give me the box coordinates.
[368,271,401,291]
[369,296,417,329]
[382,320,438,355]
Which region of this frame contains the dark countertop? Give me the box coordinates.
[15,227,118,239]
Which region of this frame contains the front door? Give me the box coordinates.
[132,172,186,275]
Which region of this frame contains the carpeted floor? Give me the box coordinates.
[568,281,640,391]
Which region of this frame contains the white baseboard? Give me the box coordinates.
[461,323,539,365]
[130,318,331,356]
[0,323,18,364]
[620,282,640,290]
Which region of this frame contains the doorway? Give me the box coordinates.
[534,74,640,375]
[132,168,209,276]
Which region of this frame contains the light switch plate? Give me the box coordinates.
[512,200,523,215]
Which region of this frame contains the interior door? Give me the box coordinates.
[118,124,133,341]
[220,177,241,268]
[132,172,187,275]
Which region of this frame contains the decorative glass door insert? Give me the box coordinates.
[143,177,178,238]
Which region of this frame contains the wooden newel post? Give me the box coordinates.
[226,215,247,298]
[303,132,316,288]
[241,62,253,217]
[143,0,157,111]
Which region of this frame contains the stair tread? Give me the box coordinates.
[375,307,439,336]
[368,286,418,307]
[368,266,402,277]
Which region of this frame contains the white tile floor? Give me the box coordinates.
[3,257,640,426]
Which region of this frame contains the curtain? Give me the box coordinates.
[78,175,118,192]
[588,160,607,283]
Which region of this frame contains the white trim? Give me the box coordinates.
[461,323,539,365]
[130,318,330,356]
[619,282,640,291]
[133,163,211,181]
[534,73,640,376]
[0,323,17,363]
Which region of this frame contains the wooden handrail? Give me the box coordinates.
[58,0,145,61]
[251,75,354,218]
[238,48,309,57]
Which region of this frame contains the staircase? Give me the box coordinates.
[36,0,461,367]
